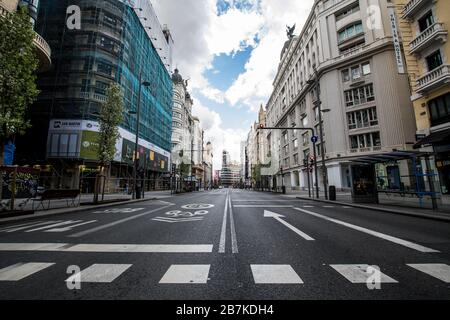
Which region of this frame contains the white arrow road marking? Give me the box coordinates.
[264,210,315,241]
[25,221,83,232]
[45,220,98,232]
[293,207,439,253]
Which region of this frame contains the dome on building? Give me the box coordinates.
[171,68,183,83]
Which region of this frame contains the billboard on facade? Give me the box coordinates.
[121,138,169,172]
[80,131,100,160]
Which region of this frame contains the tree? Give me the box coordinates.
[0,7,39,200]
[94,83,124,203]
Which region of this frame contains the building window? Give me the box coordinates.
[428,92,450,127]
[293,139,299,151]
[347,107,378,130]
[351,66,361,80]
[97,61,113,76]
[293,154,299,165]
[342,69,350,82]
[338,22,363,43]
[418,10,434,33]
[335,2,360,21]
[302,132,310,146]
[362,62,371,75]
[349,132,381,149]
[303,149,310,161]
[426,50,443,72]
[344,83,375,107]
[94,81,108,95]
[302,115,309,127]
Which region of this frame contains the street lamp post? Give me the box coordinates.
[132,72,151,200]
[308,68,329,200]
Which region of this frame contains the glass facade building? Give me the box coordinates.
[16,0,173,187]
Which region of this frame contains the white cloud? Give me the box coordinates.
[191,99,247,170]
[152,0,314,168]
[225,0,314,109]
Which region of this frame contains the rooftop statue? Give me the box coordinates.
[286,24,296,39]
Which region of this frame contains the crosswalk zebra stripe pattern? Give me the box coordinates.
[0,263,55,281]
[1,262,449,285]
[330,264,398,283]
[159,265,211,284]
[65,264,132,283]
[251,265,304,284]
[407,264,450,283]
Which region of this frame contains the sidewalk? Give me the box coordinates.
[0,191,172,225]
[284,190,450,222]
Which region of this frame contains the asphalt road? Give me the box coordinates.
[0,189,449,300]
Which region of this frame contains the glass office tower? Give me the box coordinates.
[16,0,173,190]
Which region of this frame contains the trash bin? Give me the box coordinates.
[329,185,336,201]
[135,186,142,199]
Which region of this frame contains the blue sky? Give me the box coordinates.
[153,0,314,168]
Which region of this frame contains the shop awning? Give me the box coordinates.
[414,128,450,149]
[348,150,428,165]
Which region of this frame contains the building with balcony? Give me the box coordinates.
[265,0,421,203]
[395,0,450,201]
[0,0,51,72]
[15,0,173,191]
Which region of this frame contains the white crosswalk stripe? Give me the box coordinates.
[159,265,210,284]
[407,264,450,283]
[0,220,98,234]
[65,264,132,283]
[251,265,303,284]
[330,264,398,283]
[1,261,450,286]
[1,221,61,233]
[0,263,55,281]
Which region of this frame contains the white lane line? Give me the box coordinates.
[251,265,303,284]
[218,190,229,253]
[407,264,450,283]
[45,220,97,232]
[0,221,45,232]
[264,211,315,241]
[26,220,82,232]
[0,243,213,253]
[3,221,61,233]
[233,205,293,208]
[228,192,238,254]
[232,200,297,202]
[0,263,55,281]
[323,206,335,208]
[293,207,439,253]
[68,204,174,238]
[330,264,398,283]
[66,264,132,283]
[159,265,211,284]
[303,206,315,208]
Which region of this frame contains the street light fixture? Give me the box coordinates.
[132,72,150,200]
[310,67,329,200]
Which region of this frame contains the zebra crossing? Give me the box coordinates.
[0,220,98,234]
[1,261,449,285]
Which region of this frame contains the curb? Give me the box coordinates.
[0,197,164,226]
[295,196,450,223]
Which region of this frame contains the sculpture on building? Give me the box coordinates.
[286,24,296,39]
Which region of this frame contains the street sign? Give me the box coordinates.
[311,136,318,144]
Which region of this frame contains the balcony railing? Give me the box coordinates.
[417,64,450,94]
[410,23,448,54]
[402,0,428,19]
